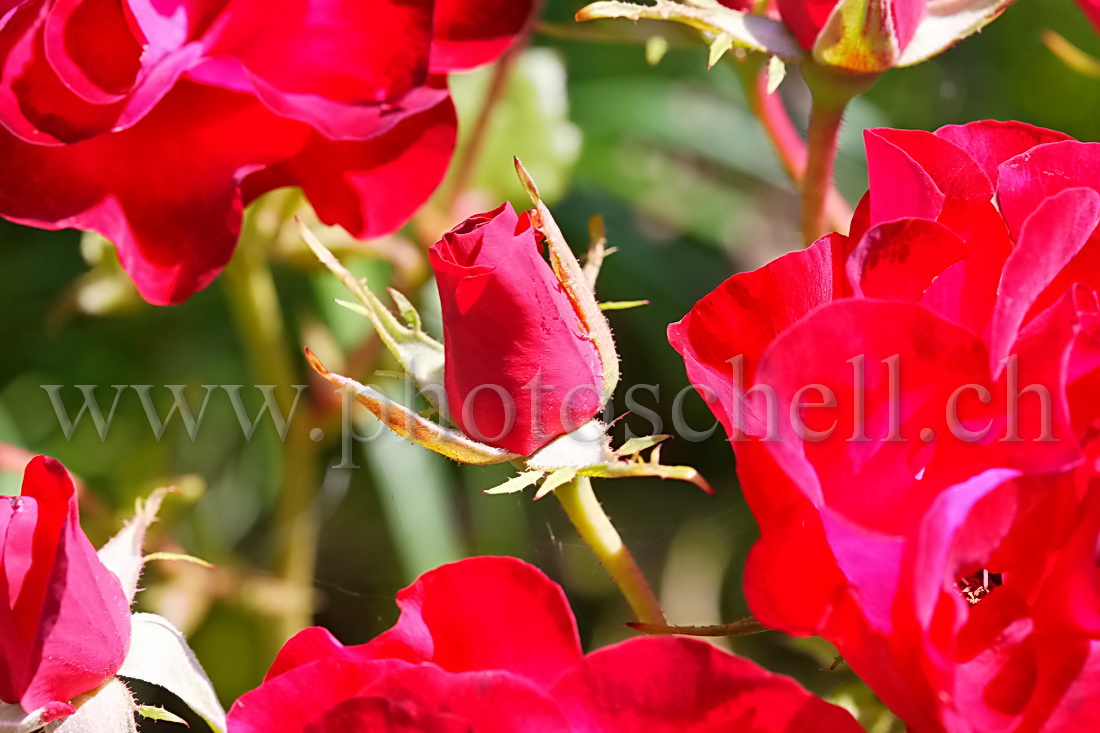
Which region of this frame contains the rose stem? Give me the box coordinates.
[736,58,853,234]
[800,65,878,245]
[222,203,319,649]
[554,475,667,626]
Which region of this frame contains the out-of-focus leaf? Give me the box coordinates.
[118,614,226,733]
[646,35,670,65]
[1043,30,1100,78]
[363,424,465,581]
[448,48,581,207]
[302,224,446,409]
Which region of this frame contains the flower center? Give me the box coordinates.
[956,570,1002,606]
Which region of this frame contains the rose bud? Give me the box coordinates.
[0,457,131,724]
[778,0,1015,72]
[579,0,1013,74]
[429,203,605,456]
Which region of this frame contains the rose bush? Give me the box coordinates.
[0,456,130,725]
[227,556,862,732]
[0,0,535,305]
[670,120,1100,730]
[429,202,605,455]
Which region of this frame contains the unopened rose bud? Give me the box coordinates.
[430,203,606,455]
[781,0,1015,73]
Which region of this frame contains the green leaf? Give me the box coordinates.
[616,434,670,457]
[707,33,734,68]
[766,54,787,93]
[534,468,579,500]
[143,552,216,569]
[137,706,189,726]
[645,35,670,65]
[580,460,713,493]
[599,300,650,311]
[484,471,546,495]
[118,614,226,733]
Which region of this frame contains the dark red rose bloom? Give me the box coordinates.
[429,202,605,455]
[671,121,1100,730]
[227,556,863,732]
[0,0,536,305]
[0,457,130,723]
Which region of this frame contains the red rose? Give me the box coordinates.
[429,202,605,455]
[772,0,1014,72]
[227,556,862,732]
[0,456,131,723]
[670,121,1100,730]
[0,0,536,305]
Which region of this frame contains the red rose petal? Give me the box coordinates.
[429,0,537,73]
[551,636,863,732]
[0,81,309,304]
[362,556,583,685]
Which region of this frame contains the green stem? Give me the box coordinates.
[222,211,318,646]
[800,66,879,246]
[735,58,853,234]
[800,99,846,246]
[555,475,666,626]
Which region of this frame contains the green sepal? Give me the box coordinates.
[136,706,188,726]
[307,350,519,466]
[301,221,446,412]
[576,0,804,61]
[515,158,621,403]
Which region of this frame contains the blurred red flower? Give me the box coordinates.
[0,456,130,723]
[670,120,1100,730]
[1077,0,1100,31]
[429,202,605,455]
[227,556,863,732]
[0,0,536,304]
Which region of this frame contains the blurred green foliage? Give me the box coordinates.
[0,0,1097,727]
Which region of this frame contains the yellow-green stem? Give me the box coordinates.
[555,475,666,626]
[222,214,318,646]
